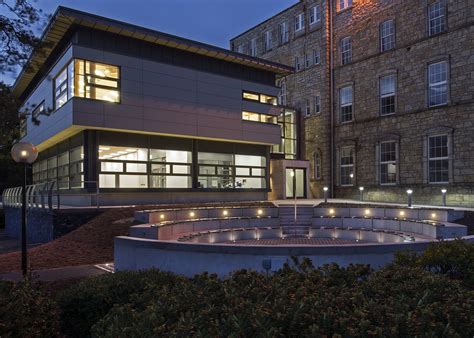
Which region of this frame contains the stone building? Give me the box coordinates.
[231,0,474,206]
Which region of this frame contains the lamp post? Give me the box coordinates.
[323,186,329,203]
[441,189,447,207]
[290,170,296,227]
[406,189,413,208]
[359,186,364,201]
[11,142,38,277]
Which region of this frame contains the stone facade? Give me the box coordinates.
[231,0,474,206]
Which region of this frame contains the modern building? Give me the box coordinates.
[231,0,474,206]
[13,7,311,205]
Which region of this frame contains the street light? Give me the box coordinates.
[441,189,447,206]
[406,189,413,208]
[359,186,364,201]
[323,186,329,203]
[290,170,297,227]
[11,142,38,277]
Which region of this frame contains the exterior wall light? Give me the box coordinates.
[323,186,329,203]
[223,210,228,216]
[431,213,437,219]
[399,211,405,217]
[329,208,335,215]
[11,142,39,277]
[189,211,195,217]
[364,209,370,216]
[441,189,447,206]
[406,189,413,207]
[359,186,364,201]
[160,214,165,219]
[257,209,263,215]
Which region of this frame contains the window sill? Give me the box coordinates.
[428,103,448,109]
[336,6,353,15]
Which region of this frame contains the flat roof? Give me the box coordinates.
[13,6,293,99]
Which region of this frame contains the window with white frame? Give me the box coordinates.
[338,0,353,11]
[380,20,395,52]
[314,95,321,114]
[295,56,301,71]
[340,147,354,186]
[429,1,446,36]
[263,30,272,52]
[340,86,353,123]
[278,80,287,106]
[314,151,322,180]
[428,61,448,107]
[278,22,289,44]
[380,141,397,185]
[305,99,311,117]
[428,135,449,183]
[313,50,320,65]
[310,5,321,25]
[250,38,257,57]
[295,13,305,32]
[380,74,396,115]
[304,53,311,68]
[54,67,68,109]
[341,37,352,65]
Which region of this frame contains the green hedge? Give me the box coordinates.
[1,240,473,337]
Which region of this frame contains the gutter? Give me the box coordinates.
[329,0,335,198]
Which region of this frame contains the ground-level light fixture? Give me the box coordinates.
[11,142,39,277]
[441,188,447,206]
[323,186,329,203]
[406,189,413,207]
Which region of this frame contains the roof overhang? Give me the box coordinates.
[12,6,294,99]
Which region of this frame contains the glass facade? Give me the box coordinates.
[33,146,84,189]
[272,109,297,160]
[198,153,266,189]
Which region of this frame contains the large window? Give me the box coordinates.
[380,20,395,52]
[98,146,192,188]
[295,56,301,71]
[304,53,310,68]
[341,37,352,65]
[428,135,449,183]
[314,95,321,115]
[263,31,272,52]
[242,91,277,105]
[272,109,297,160]
[340,147,354,186]
[305,99,311,117]
[295,13,305,32]
[313,50,320,65]
[310,5,321,25]
[380,75,396,115]
[340,86,353,123]
[429,1,446,36]
[278,22,289,44]
[278,80,287,106]
[54,59,120,109]
[250,38,257,57]
[428,61,448,107]
[338,0,353,11]
[314,151,322,180]
[380,141,397,185]
[198,153,266,189]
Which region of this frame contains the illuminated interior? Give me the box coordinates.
[242,111,277,123]
[242,91,277,105]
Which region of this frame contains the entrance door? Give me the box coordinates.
[285,168,306,199]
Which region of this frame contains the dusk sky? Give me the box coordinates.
[1,0,296,85]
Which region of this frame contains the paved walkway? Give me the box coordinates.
[0,263,113,282]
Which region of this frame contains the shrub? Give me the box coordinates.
[58,269,184,338]
[0,279,59,337]
[395,239,474,288]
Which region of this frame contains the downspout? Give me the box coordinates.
[329,0,335,198]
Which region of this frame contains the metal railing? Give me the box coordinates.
[2,181,100,211]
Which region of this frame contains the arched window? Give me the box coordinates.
[314,151,322,180]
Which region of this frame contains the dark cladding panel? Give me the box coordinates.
[235,143,267,157]
[75,28,275,86]
[149,136,193,151]
[97,131,149,148]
